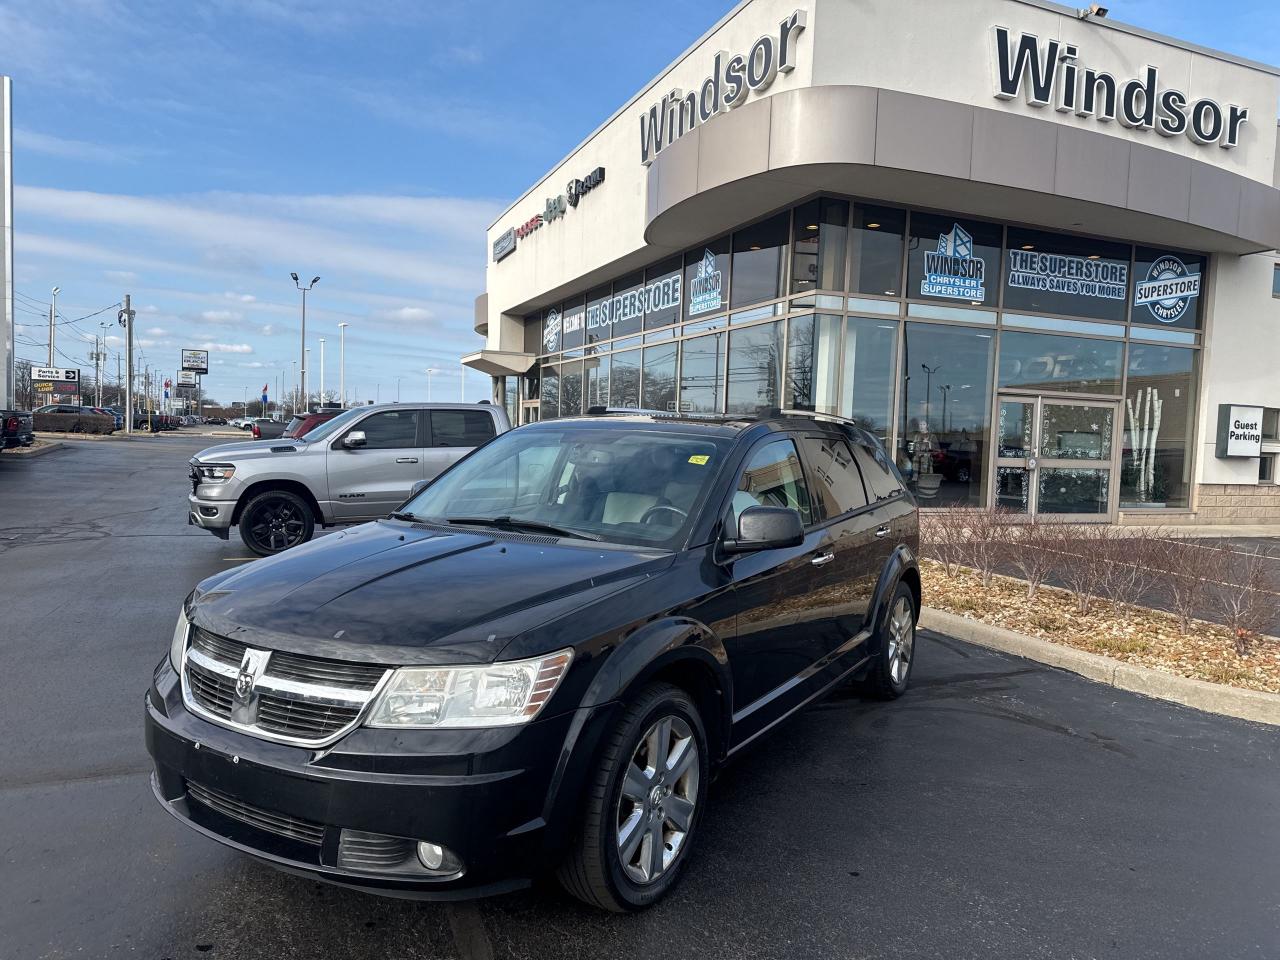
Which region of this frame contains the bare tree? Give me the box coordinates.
[1161,538,1218,634]
[1097,526,1171,614]
[1008,516,1063,601]
[919,507,969,578]
[1210,544,1274,655]
[1056,524,1111,614]
[963,507,1013,589]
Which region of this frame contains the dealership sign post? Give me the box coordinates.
[32,366,80,405]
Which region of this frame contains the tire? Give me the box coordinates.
[238,489,315,557]
[864,581,917,699]
[558,682,708,912]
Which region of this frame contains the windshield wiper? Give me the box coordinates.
[444,515,601,541]
[388,510,418,522]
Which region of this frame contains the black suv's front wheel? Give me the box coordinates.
[559,682,708,912]
[238,489,314,556]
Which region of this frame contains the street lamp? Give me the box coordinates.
[396,376,403,403]
[291,273,320,410]
[318,337,326,403]
[938,384,951,434]
[337,322,349,408]
[48,286,60,366]
[921,363,942,431]
[426,367,438,403]
[291,359,298,416]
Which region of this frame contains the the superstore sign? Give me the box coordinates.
[921,224,985,300]
[586,272,683,334]
[1134,255,1201,323]
[1006,250,1128,300]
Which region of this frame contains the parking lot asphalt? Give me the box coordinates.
[2,437,1278,960]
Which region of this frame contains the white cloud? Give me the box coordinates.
[225,291,257,303]
[15,128,135,164]
[146,327,167,336]
[382,306,432,323]
[104,269,138,284]
[260,324,275,335]
[200,309,242,322]
[198,342,254,354]
[238,360,267,368]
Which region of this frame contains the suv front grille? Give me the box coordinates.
[183,626,390,746]
[186,780,325,845]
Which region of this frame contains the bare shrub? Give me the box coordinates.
[1055,524,1111,614]
[1160,538,1218,634]
[963,507,1014,589]
[1210,544,1274,655]
[1098,526,1171,614]
[919,508,969,578]
[1008,516,1064,601]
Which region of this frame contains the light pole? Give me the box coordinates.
[318,337,326,403]
[939,384,951,434]
[290,359,298,415]
[459,363,466,402]
[337,322,349,408]
[47,286,60,366]
[426,367,438,403]
[921,363,942,431]
[304,348,311,410]
[396,377,403,403]
[291,273,320,411]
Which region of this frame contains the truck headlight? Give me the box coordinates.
[169,608,190,671]
[195,463,236,482]
[365,650,573,729]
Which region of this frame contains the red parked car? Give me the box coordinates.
[281,408,342,439]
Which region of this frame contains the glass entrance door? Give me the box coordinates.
[995,396,1119,521]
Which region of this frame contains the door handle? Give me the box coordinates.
[811,550,835,566]
[874,525,890,538]
[396,457,419,464]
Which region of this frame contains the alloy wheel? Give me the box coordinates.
[616,715,699,884]
[886,595,914,685]
[247,499,306,552]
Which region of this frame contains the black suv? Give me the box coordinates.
[146,411,919,911]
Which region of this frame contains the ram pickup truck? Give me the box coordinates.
[2,409,35,450]
[187,402,511,556]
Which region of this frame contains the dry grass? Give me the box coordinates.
[923,558,1280,695]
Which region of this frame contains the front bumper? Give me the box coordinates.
[188,493,234,536]
[145,659,591,898]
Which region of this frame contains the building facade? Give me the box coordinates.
[464,0,1280,524]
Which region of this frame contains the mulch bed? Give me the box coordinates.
[923,558,1280,695]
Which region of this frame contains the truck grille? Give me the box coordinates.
[186,780,325,845]
[182,626,389,747]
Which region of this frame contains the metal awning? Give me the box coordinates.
[461,350,536,377]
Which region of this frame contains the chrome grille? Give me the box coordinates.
[186,780,325,845]
[181,626,390,747]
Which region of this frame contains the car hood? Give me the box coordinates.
[193,437,307,462]
[191,519,672,665]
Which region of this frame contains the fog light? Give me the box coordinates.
[416,840,462,874]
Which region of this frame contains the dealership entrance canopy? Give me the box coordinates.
[465,0,1280,525]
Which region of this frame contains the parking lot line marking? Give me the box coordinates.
[445,902,494,960]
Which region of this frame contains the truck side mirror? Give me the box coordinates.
[720,505,805,554]
[342,430,367,449]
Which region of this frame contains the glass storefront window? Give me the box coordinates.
[998,331,1123,395]
[1004,228,1130,322]
[559,360,583,416]
[583,355,610,410]
[851,203,906,297]
[1122,344,1197,509]
[784,313,842,414]
[645,256,683,329]
[726,321,783,415]
[539,364,559,420]
[907,211,1002,308]
[561,297,587,351]
[1132,247,1206,330]
[684,237,730,319]
[731,212,789,309]
[642,343,677,412]
[842,317,898,442]
[680,333,725,414]
[900,322,994,507]
[610,349,641,408]
[791,198,848,294]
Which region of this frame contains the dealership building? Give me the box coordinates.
[464,0,1280,524]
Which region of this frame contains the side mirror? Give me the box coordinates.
[721,505,804,555]
[342,430,367,449]
[408,478,431,499]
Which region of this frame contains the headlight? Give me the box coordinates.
[365,649,573,729]
[195,463,236,482]
[169,608,190,671]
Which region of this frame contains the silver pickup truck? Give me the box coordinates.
[187,402,511,555]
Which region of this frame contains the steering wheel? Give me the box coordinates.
[640,504,688,526]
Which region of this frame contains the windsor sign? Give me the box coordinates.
[992,26,1249,149]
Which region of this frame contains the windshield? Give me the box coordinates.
[400,426,731,549]
[293,406,365,443]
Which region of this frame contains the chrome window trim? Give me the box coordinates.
[179,632,393,749]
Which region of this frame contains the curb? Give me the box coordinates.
[919,606,1280,727]
[1,441,65,458]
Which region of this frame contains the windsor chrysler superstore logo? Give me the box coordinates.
[921,224,985,301]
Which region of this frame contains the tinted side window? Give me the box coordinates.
[430,410,496,447]
[350,410,420,449]
[729,438,812,529]
[800,435,868,519]
[852,441,903,502]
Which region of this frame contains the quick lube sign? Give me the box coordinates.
[992,27,1249,149]
[1007,250,1127,300]
[640,10,806,165]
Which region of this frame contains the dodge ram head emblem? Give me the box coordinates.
[233,649,270,704]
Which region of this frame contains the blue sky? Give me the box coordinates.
[7,0,1279,406]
